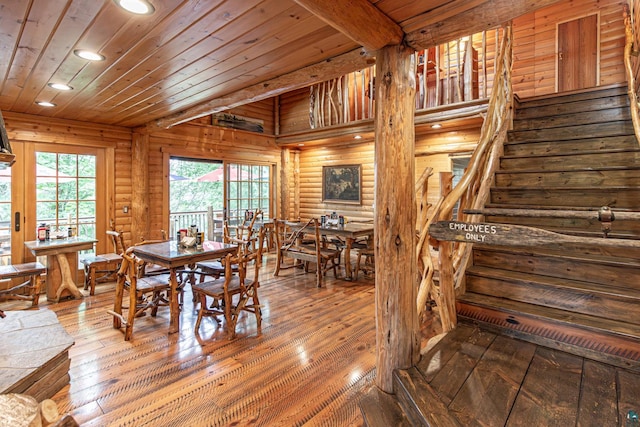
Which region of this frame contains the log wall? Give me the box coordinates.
[295,127,482,222]
[512,0,626,98]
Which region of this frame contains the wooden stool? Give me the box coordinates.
[0,262,46,307]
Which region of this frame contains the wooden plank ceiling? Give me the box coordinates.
[0,0,559,129]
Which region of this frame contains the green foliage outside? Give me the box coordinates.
[169,158,224,212]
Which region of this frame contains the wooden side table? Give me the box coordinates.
[24,237,96,302]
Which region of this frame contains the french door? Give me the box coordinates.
[4,143,110,265]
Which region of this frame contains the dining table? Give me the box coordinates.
[288,221,374,280]
[131,240,238,334]
[24,236,97,302]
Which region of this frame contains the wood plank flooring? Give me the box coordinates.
[418,322,640,426]
[6,252,640,426]
[9,254,377,426]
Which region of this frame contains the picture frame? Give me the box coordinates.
[322,164,362,204]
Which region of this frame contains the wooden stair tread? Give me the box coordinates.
[472,244,640,268]
[514,84,627,108]
[467,265,640,299]
[458,292,640,340]
[501,148,640,160]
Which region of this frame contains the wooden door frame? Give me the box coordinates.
[555,12,601,93]
[19,143,113,261]
[161,151,277,235]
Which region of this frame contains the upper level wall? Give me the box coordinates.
[512,0,626,98]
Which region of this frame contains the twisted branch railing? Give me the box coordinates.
[624,2,640,146]
[415,23,514,332]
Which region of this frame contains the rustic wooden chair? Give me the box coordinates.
[108,246,172,341]
[355,241,375,281]
[273,218,341,287]
[192,231,264,339]
[187,221,259,286]
[81,229,126,296]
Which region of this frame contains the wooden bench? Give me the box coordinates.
[0,262,46,308]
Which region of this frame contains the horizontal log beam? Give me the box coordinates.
[293,0,403,51]
[149,48,374,130]
[404,0,562,50]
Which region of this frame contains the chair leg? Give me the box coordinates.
[124,289,138,341]
[194,292,206,332]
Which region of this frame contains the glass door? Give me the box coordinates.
[9,143,109,264]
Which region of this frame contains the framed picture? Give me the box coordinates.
[322,165,362,204]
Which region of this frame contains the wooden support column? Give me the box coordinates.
[374,44,420,392]
[131,132,150,242]
[280,148,290,219]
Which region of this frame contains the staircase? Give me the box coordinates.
[457,83,640,369]
[360,84,640,426]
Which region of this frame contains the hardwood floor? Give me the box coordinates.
[12,254,378,426]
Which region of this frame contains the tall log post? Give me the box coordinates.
[131,132,150,242]
[280,148,290,219]
[374,44,420,392]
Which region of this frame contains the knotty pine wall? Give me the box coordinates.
[511,0,626,98]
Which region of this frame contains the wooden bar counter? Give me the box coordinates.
[24,237,96,302]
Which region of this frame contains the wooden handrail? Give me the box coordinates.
[624,4,640,148]
[416,23,514,332]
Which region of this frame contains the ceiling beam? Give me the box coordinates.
[404,0,562,50]
[148,48,374,130]
[293,0,403,51]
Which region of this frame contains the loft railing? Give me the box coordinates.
[415,24,513,333]
[308,29,501,128]
[624,2,640,146]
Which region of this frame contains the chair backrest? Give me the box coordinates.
[106,230,126,255]
[236,209,262,240]
[222,226,264,289]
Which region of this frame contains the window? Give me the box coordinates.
[35,152,96,244]
[226,163,271,226]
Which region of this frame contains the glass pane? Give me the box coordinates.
[78,155,95,176]
[58,180,77,200]
[58,154,77,176]
[0,181,9,202]
[36,181,56,200]
[37,201,57,222]
[78,178,96,199]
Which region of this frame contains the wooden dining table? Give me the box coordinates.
[288,221,374,280]
[131,240,238,334]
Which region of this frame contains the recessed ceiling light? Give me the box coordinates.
[74,49,105,61]
[115,0,155,15]
[48,83,73,91]
[354,135,362,139]
[36,101,56,107]
[431,123,442,129]
[297,143,304,147]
